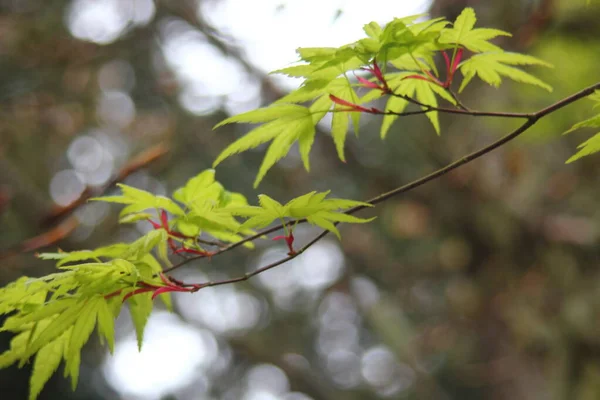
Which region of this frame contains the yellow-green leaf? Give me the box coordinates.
[566,133,600,163]
[29,332,68,400]
[128,292,153,351]
[96,298,116,353]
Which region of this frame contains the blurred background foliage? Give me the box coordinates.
[1,0,600,399]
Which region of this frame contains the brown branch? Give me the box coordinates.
[43,142,170,226]
[0,216,80,261]
[168,228,331,285]
[447,88,471,111]
[390,92,533,119]
[158,0,285,100]
[0,143,169,260]
[163,81,600,285]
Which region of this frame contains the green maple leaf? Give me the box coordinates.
[566,133,600,163]
[588,90,600,106]
[0,249,156,400]
[379,74,453,137]
[458,52,553,92]
[564,112,600,163]
[438,7,511,53]
[37,243,129,267]
[96,298,117,353]
[127,292,153,351]
[0,330,30,368]
[29,331,68,400]
[230,191,374,239]
[214,104,316,187]
[93,184,184,218]
[172,169,218,206]
[331,107,350,161]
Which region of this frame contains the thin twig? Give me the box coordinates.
[390,93,533,118]
[447,88,470,111]
[196,238,227,247]
[199,229,330,288]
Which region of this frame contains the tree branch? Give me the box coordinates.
[163,82,600,284]
[390,92,534,118]
[0,143,170,260]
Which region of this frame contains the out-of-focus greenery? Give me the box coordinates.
[1,0,600,399]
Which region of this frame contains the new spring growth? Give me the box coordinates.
[272,231,296,256]
[105,273,208,302]
[357,58,391,94]
[330,58,391,113]
[329,95,383,113]
[148,210,213,257]
[404,48,464,88]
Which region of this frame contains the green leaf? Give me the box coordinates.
[36,252,68,261]
[2,298,77,331]
[331,109,350,161]
[0,330,30,368]
[276,79,331,103]
[459,52,552,92]
[23,302,86,362]
[298,125,317,172]
[414,80,441,134]
[213,120,287,167]
[54,250,98,266]
[94,184,184,217]
[238,214,280,231]
[429,83,457,105]
[213,105,315,185]
[296,47,337,63]
[96,298,116,353]
[566,133,600,163]
[128,292,153,351]
[589,90,600,107]
[363,21,382,39]
[271,64,315,78]
[381,96,409,139]
[172,169,216,205]
[439,7,511,52]
[309,56,365,81]
[53,244,130,266]
[317,211,376,224]
[258,194,285,216]
[119,213,154,224]
[564,114,600,134]
[118,196,183,218]
[67,297,101,361]
[307,214,341,239]
[63,338,80,391]
[329,79,361,135]
[378,72,415,138]
[253,111,315,187]
[214,104,308,128]
[234,191,374,238]
[124,229,168,260]
[117,184,160,202]
[29,331,68,400]
[309,92,333,124]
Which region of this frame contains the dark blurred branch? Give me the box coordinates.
[163,81,600,284]
[44,142,170,226]
[388,92,533,118]
[0,216,79,261]
[516,0,555,48]
[158,0,285,99]
[0,143,169,260]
